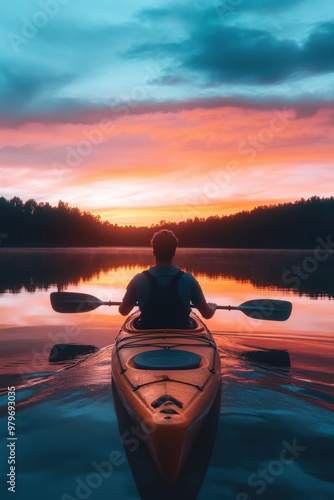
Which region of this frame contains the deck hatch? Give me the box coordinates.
[134,349,201,370]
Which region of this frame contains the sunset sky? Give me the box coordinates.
[1,0,333,225]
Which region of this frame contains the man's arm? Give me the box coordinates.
[119,273,149,316]
[196,298,217,319]
[118,288,137,316]
[189,274,217,319]
[118,276,139,317]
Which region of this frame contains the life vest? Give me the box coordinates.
[139,270,190,329]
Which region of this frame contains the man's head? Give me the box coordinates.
[151,229,178,261]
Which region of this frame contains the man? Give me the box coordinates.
[119,229,217,328]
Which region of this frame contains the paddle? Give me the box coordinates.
[50,292,292,321]
[216,299,292,321]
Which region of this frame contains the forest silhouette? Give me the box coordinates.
[0,195,333,249]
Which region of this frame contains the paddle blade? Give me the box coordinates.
[238,299,292,321]
[50,292,103,313]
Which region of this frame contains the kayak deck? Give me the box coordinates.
[112,311,221,483]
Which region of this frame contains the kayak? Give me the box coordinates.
[111,310,221,484]
[50,291,291,483]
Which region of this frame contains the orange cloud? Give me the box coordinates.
[2,106,333,225]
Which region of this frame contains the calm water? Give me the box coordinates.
[0,248,333,500]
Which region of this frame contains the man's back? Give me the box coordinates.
[126,266,204,329]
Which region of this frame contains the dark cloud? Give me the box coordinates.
[302,22,334,72]
[126,4,334,85]
[1,66,74,104]
[183,26,300,84]
[124,0,334,84]
[0,92,331,128]
[212,0,305,15]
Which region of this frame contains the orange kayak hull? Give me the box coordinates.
[112,311,221,483]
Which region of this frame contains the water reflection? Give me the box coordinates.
[0,247,333,298]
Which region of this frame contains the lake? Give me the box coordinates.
[0,247,333,500]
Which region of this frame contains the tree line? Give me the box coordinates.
[0,195,333,248]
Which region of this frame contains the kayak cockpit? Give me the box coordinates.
[125,310,206,334]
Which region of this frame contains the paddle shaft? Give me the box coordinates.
[79,300,120,306]
[51,302,266,309]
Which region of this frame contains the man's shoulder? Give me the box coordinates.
[127,272,149,288]
[178,270,199,286]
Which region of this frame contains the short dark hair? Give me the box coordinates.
[151,229,178,260]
